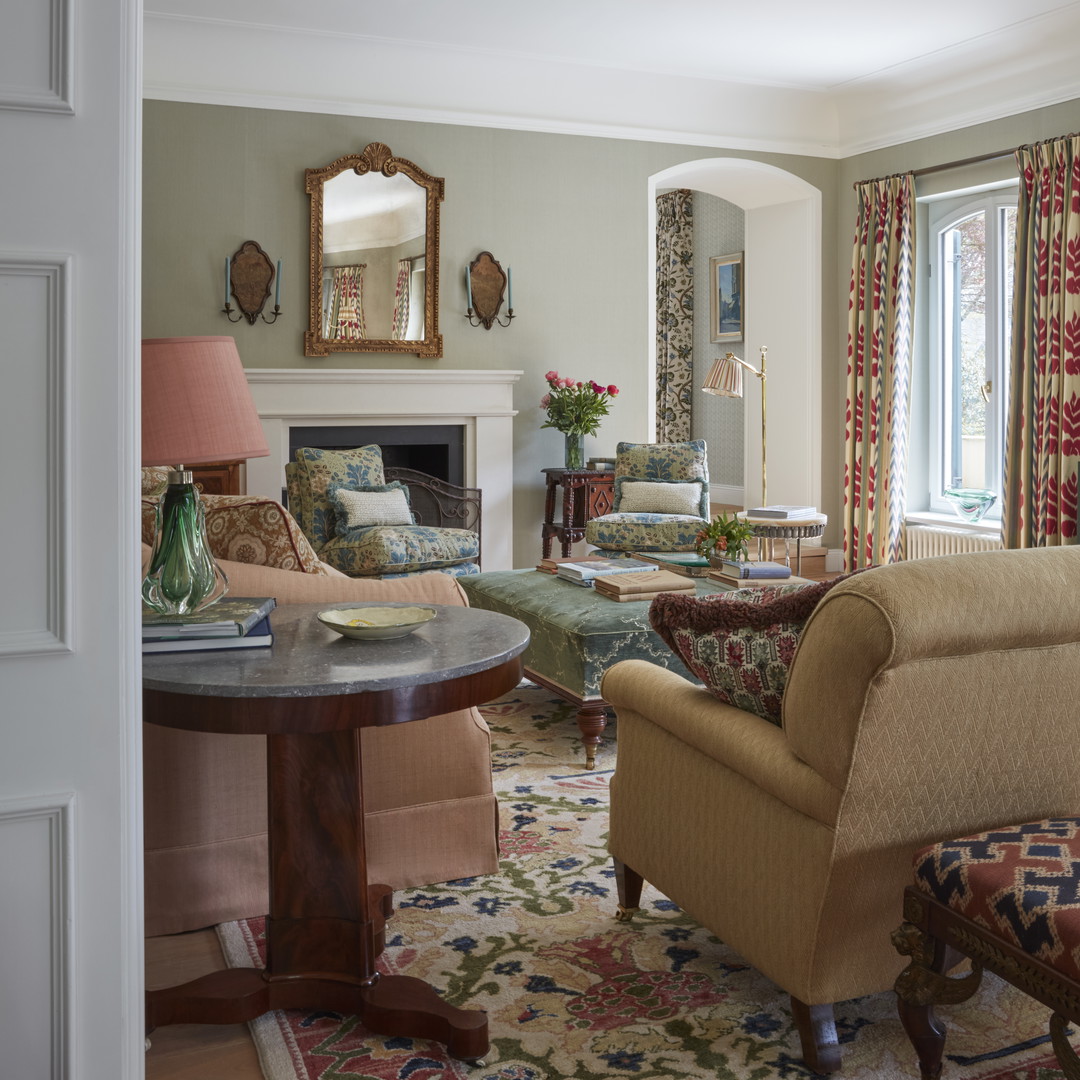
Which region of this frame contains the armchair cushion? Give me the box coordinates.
[615,439,708,482]
[287,444,386,550]
[613,476,709,518]
[329,481,414,529]
[321,523,480,577]
[585,513,707,553]
[649,577,851,723]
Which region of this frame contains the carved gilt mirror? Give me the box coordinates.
[305,142,443,358]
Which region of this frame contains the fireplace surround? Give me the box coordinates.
[244,368,521,570]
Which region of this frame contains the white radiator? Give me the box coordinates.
[905,524,1003,560]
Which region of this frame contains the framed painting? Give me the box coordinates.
[709,252,744,342]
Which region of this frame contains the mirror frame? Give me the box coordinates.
[305,142,443,358]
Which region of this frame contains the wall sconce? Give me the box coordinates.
[223,240,282,325]
[465,251,514,328]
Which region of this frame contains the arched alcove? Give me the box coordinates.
[648,159,822,511]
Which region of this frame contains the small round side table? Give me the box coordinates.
[737,513,827,576]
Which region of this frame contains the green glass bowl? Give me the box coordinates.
[943,487,997,524]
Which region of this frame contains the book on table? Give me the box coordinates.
[599,588,694,602]
[630,551,712,577]
[142,596,277,640]
[716,559,792,580]
[535,555,615,575]
[745,505,817,519]
[554,557,657,584]
[142,614,274,653]
[593,569,694,596]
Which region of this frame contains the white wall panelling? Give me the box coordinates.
[0,792,74,1080]
[0,257,71,656]
[0,0,73,113]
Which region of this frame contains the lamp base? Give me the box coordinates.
[142,471,229,615]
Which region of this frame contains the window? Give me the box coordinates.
[925,186,1017,518]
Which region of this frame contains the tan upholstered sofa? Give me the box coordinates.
[604,545,1080,1072]
[141,490,499,937]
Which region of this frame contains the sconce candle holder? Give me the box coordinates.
[223,240,282,325]
[465,251,514,329]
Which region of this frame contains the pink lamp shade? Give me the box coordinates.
[142,336,269,466]
[701,353,745,398]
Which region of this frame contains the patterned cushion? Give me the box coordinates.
[141,494,328,575]
[328,482,414,528]
[613,476,709,519]
[913,819,1080,981]
[649,576,852,722]
[141,466,171,496]
[614,440,708,483]
[286,445,386,551]
[320,524,480,576]
[585,513,708,552]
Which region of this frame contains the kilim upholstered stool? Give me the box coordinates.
[892,819,1080,1079]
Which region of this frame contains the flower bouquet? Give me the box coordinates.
[695,512,756,563]
[540,370,619,469]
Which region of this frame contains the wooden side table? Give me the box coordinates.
[541,468,615,558]
[143,601,529,1062]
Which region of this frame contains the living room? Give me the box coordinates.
[5,3,1080,1079]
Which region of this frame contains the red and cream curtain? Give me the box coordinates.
[391,259,411,340]
[326,264,366,341]
[656,189,694,442]
[843,174,916,570]
[1003,135,1080,546]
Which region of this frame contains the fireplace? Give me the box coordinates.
[243,368,522,571]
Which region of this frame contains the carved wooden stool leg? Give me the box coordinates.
[1049,1012,1080,1080]
[612,857,643,921]
[892,921,982,1080]
[789,997,841,1073]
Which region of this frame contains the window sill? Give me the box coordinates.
[905,511,1002,537]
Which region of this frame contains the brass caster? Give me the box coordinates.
[615,905,638,923]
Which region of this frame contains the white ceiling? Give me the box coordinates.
[143,1,1080,156]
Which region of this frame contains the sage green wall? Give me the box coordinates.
[142,100,837,568]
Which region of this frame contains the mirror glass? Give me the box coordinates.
[305,143,443,358]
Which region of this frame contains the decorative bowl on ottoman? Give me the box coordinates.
[943,486,997,523]
[317,606,437,640]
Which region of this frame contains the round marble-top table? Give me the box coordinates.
[143,601,530,1061]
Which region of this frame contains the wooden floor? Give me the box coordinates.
[145,931,263,1080]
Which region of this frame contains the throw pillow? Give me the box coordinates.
[649,574,857,723]
[329,482,414,528]
[614,440,708,483]
[614,476,708,518]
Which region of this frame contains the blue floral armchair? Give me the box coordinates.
[284,445,481,578]
[584,440,710,553]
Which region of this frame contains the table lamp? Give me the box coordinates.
[702,345,769,506]
[141,336,269,614]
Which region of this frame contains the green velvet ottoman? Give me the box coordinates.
[460,569,730,769]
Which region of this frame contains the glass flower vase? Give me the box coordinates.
[564,432,585,470]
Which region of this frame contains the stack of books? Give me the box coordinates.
[594,569,695,602]
[554,557,657,587]
[706,560,792,588]
[142,596,277,653]
[631,551,712,577]
[586,457,616,472]
[535,555,613,575]
[745,505,817,519]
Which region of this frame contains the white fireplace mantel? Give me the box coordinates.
[244,368,522,571]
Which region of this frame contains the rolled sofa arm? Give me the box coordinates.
[602,660,842,826]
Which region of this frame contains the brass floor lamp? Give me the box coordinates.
[702,345,768,506]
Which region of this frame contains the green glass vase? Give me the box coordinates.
[564,432,585,470]
[141,472,228,615]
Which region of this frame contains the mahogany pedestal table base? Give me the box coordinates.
[143,601,529,1062]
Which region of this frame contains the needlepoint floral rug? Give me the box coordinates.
[217,683,1064,1080]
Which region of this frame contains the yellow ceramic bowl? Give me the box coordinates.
[317,606,437,641]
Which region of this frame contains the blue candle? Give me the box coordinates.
[507,266,513,310]
[275,260,282,307]
[465,264,473,309]
[225,257,230,307]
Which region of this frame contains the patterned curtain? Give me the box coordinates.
[843,174,916,570]
[656,189,694,441]
[1003,135,1080,547]
[326,264,366,340]
[391,259,411,340]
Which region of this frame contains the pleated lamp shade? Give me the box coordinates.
[701,353,744,398]
[142,336,269,466]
